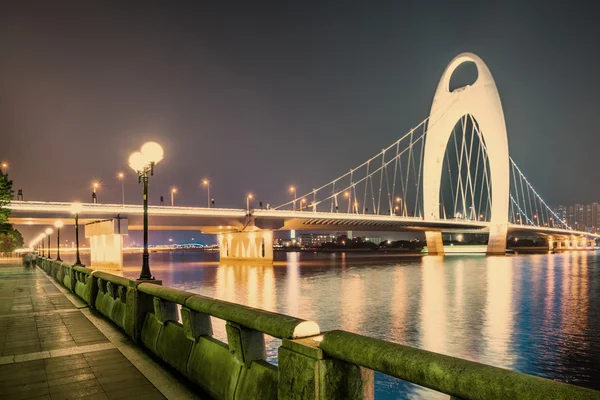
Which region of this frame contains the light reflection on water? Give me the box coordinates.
[65,250,600,398]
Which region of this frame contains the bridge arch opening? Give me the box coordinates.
[448,61,478,92]
[438,114,492,224]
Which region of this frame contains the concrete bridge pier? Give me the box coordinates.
[85,219,128,270]
[218,230,274,262]
[486,224,508,255]
[425,231,444,255]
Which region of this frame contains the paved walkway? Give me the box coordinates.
[0,260,201,400]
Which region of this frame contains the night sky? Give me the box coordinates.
[2,1,599,243]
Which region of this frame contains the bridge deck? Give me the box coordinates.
[0,259,200,400]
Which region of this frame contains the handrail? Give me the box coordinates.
[138,283,319,339]
[73,266,94,275]
[93,271,132,287]
[320,330,600,400]
[137,283,193,305]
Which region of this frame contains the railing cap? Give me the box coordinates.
[185,294,319,339]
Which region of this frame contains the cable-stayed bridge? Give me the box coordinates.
[8,52,598,267]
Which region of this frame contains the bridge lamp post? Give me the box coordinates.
[54,221,64,262]
[92,182,100,204]
[246,194,253,213]
[129,141,164,280]
[202,180,210,208]
[301,198,306,211]
[45,228,53,259]
[289,186,296,211]
[171,188,177,207]
[395,197,403,216]
[71,202,83,266]
[117,172,125,206]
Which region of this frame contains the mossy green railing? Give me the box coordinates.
[34,257,600,400]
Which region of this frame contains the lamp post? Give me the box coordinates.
[202,179,210,208]
[41,233,46,257]
[129,141,164,280]
[246,194,253,213]
[171,188,177,207]
[289,186,296,211]
[344,191,350,213]
[92,182,99,204]
[1,162,7,173]
[71,202,83,266]
[45,228,53,259]
[54,221,64,261]
[117,172,125,206]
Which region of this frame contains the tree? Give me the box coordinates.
[0,170,13,223]
[0,171,23,254]
[0,225,24,254]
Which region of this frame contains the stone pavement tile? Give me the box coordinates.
[41,340,77,351]
[46,366,93,381]
[2,344,42,356]
[44,359,89,374]
[44,353,85,365]
[98,375,154,392]
[0,371,47,388]
[2,386,51,400]
[0,359,45,375]
[88,360,134,374]
[47,372,96,388]
[47,377,102,395]
[49,384,105,400]
[0,380,49,396]
[91,365,140,379]
[104,383,165,400]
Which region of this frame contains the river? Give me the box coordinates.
[64,251,600,399]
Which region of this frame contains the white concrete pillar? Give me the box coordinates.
[547,236,554,251]
[85,219,128,270]
[486,223,508,255]
[218,230,273,262]
[425,231,444,255]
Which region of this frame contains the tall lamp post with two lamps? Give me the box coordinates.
[129,142,164,280]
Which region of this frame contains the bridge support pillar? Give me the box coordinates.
[85,219,128,270]
[548,236,555,251]
[486,224,508,255]
[218,230,273,262]
[425,231,444,255]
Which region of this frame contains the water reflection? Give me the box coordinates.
[61,250,600,398]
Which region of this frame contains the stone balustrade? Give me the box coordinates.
[35,257,600,400]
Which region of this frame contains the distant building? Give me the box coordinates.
[556,202,600,232]
[297,233,336,247]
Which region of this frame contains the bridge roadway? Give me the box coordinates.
[7,200,600,239]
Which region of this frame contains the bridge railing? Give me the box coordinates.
[34,257,600,400]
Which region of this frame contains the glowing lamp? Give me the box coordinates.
[141,142,164,164]
[45,228,53,235]
[54,221,64,229]
[128,152,146,172]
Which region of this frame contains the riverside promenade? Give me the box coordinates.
[0,259,199,400]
